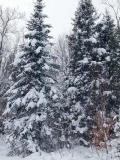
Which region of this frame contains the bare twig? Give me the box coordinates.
[103,0,120,29]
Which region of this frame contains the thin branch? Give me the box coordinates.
[103,0,120,29]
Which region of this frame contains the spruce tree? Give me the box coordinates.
[4,0,58,156]
[84,11,120,144]
[63,0,100,146]
[64,1,120,146]
[85,11,120,146]
[96,12,120,119]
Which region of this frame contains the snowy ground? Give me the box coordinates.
[0,136,119,160]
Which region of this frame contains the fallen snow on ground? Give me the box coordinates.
[0,136,119,160]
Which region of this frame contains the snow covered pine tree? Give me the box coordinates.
[63,0,120,147]
[65,0,120,148]
[4,0,59,156]
[62,0,100,146]
[97,11,120,119]
[93,11,120,143]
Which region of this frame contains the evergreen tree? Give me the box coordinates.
[96,11,120,119]
[86,11,120,146]
[4,0,58,156]
[63,0,100,146]
[64,1,120,146]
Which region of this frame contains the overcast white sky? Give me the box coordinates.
[0,0,110,38]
